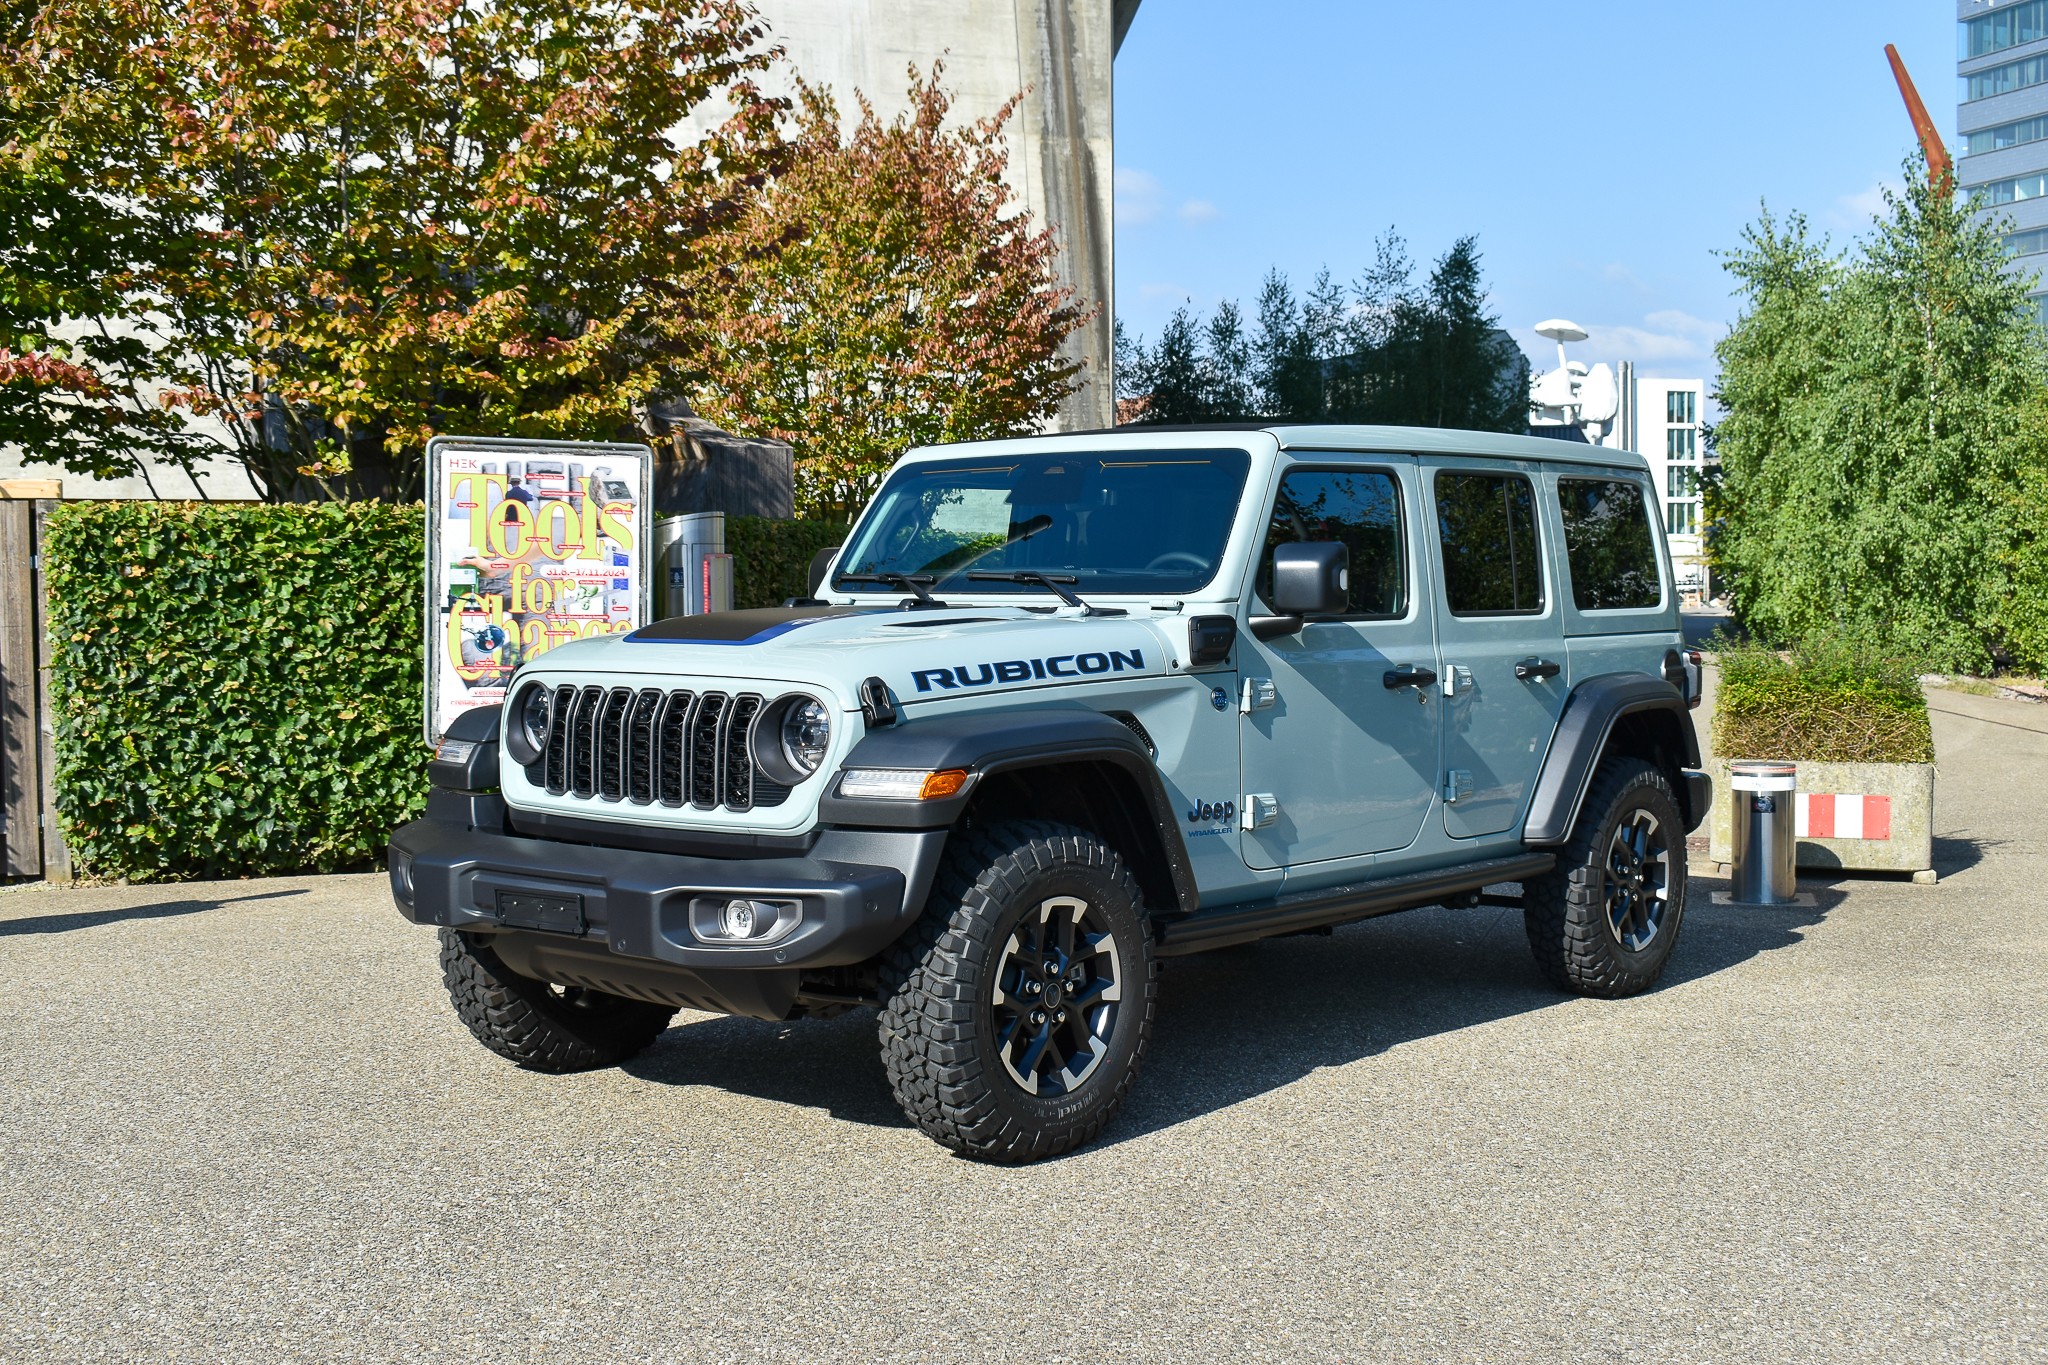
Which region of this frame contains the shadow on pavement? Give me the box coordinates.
[624,879,1839,1148]
[1932,835,1991,878]
[0,887,307,938]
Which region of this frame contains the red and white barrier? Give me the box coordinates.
[1795,793,1892,841]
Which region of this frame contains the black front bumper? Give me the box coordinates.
[388,815,942,972]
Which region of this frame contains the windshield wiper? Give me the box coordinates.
[837,572,947,609]
[966,570,1125,617]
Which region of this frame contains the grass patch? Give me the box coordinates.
[1714,632,1934,765]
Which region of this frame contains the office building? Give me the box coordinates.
[1958,0,2048,323]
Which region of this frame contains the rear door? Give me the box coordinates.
[1422,458,1570,841]
[1236,458,1441,869]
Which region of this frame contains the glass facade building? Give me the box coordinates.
[1961,0,2048,324]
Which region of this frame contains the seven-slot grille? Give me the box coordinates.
[532,685,790,811]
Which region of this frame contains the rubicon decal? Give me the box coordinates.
[911,649,1145,693]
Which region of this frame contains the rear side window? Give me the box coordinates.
[1556,477,1663,610]
[1434,471,1543,615]
[1256,468,1407,617]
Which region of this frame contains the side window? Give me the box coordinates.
[1556,477,1663,611]
[1256,468,1406,617]
[1434,470,1543,615]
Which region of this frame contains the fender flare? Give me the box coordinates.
[1524,673,1703,845]
[817,709,1200,914]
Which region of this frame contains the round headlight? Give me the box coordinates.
[780,698,831,776]
[518,684,552,756]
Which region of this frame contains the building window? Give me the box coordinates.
[2034,295,2048,328]
[2009,228,2048,258]
[1972,172,2048,206]
[1963,0,2048,59]
[1665,427,1697,460]
[1667,502,1698,537]
[1664,390,1696,424]
[1966,113,2048,156]
[1963,53,2048,102]
[1667,466,1697,500]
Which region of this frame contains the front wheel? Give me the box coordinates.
[877,821,1159,1163]
[1522,758,1689,998]
[438,929,676,1072]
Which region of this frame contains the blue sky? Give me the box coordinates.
[1110,1,1956,386]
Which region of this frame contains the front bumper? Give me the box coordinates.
[388,816,940,971]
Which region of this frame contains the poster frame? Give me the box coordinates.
[423,434,655,747]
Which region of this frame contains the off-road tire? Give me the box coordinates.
[877,821,1159,1163]
[1523,757,1688,998]
[438,929,676,1071]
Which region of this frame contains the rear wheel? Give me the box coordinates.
[1523,758,1688,998]
[438,929,676,1071]
[877,821,1159,1163]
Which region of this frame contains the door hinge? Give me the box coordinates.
[1240,677,1277,713]
[1442,664,1474,697]
[1443,770,1473,803]
[1240,793,1280,830]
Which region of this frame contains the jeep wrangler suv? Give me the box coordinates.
[390,425,1710,1163]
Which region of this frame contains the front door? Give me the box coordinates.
[1422,458,1571,840]
[1238,460,1441,870]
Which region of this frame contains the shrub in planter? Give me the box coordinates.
[1707,633,1936,877]
[722,515,850,610]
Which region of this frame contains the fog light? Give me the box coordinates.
[692,896,801,946]
[721,898,759,939]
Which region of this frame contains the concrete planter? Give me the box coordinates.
[1707,758,1935,882]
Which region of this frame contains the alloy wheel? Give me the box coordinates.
[1604,807,1671,952]
[990,896,1124,1096]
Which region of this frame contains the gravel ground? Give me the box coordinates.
[3,700,2045,1363]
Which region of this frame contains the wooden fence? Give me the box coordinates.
[0,497,71,883]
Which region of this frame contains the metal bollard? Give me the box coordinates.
[1729,761,1798,904]
[653,511,733,618]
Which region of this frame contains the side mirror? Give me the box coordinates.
[807,545,843,597]
[1270,541,1349,616]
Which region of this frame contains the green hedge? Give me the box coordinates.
[45,502,427,881]
[724,514,850,608]
[1713,633,1935,765]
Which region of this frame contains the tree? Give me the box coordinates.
[1117,235,1528,434]
[690,68,1092,519]
[1713,158,2048,670]
[1,0,784,500]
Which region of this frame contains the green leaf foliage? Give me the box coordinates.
[44,502,427,881]
[1713,631,1934,765]
[725,515,851,608]
[1713,161,2048,671]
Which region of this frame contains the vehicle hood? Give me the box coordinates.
[521,605,1181,712]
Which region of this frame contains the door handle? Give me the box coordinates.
[1383,664,1438,690]
[1515,657,1562,681]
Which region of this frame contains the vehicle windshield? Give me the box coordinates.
[834,449,1253,596]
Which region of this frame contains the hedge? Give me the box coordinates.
[1713,633,1935,766]
[44,502,429,881]
[43,504,850,880]
[725,514,850,608]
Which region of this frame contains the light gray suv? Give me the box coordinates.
[391,425,1709,1163]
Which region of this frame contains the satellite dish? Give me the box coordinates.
[1579,363,1620,424]
[1535,319,1589,344]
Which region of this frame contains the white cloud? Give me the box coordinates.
[1832,180,1900,229]
[1179,199,1220,224]
[1116,167,1162,226]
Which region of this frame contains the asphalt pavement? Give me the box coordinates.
[3,697,2045,1362]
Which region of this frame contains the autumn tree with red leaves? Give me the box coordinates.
[2,0,784,499]
[692,68,1093,519]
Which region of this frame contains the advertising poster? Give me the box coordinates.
[424,436,653,745]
